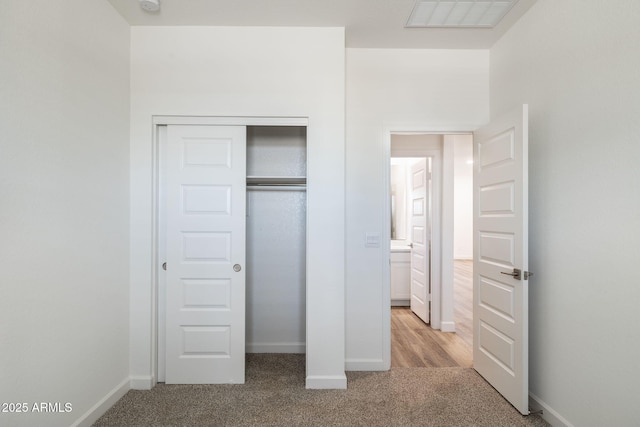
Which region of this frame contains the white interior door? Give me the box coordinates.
[473,105,529,414]
[410,159,431,323]
[165,125,246,384]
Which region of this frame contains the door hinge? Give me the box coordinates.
[524,271,533,280]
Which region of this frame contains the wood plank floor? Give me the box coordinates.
[391,260,473,368]
[453,259,473,348]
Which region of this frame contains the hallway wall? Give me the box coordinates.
[453,135,473,260]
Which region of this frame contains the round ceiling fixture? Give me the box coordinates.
[139,0,160,12]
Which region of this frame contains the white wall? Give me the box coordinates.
[490,1,640,425]
[129,27,346,389]
[453,135,473,260]
[346,49,489,369]
[246,190,306,352]
[0,2,130,426]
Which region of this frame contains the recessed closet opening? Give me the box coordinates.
[156,120,308,384]
[246,126,307,355]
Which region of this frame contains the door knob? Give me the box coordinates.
[500,268,521,280]
[233,264,242,272]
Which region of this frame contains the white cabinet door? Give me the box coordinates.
[410,159,431,323]
[390,252,411,301]
[473,105,529,414]
[165,125,246,384]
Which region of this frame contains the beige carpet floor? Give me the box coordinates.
[94,354,548,426]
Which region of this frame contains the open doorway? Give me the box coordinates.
[451,135,473,350]
[385,132,474,368]
[390,156,432,322]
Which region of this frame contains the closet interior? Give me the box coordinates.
[245,126,307,354]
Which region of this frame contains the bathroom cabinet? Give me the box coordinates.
[390,248,411,306]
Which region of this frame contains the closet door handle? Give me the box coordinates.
[233,264,242,272]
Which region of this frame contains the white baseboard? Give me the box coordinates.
[345,358,388,371]
[529,392,574,427]
[130,375,155,390]
[391,300,410,307]
[246,342,306,353]
[306,374,347,389]
[440,320,456,332]
[70,377,129,427]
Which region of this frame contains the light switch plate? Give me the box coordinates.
[365,232,381,248]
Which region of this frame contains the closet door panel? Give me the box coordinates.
[165,125,246,384]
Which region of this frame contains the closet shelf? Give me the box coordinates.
[246,176,306,185]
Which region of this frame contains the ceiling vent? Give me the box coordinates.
[406,0,519,28]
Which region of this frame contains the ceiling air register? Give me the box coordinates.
[406,0,519,28]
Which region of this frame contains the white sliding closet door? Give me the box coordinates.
[165,125,246,384]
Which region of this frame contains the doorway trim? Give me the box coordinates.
[382,125,475,368]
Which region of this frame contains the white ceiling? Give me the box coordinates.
[107,0,537,49]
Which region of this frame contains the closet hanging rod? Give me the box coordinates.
[246,185,306,192]
[246,176,306,185]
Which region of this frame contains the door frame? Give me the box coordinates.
[151,115,309,383]
[382,125,474,368]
